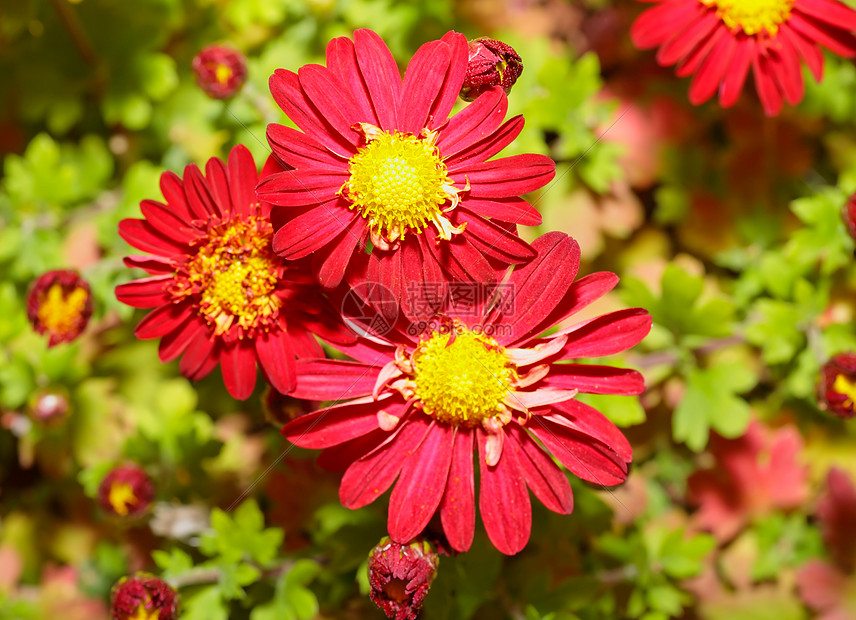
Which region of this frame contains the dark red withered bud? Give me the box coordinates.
[460,37,523,102]
[28,388,71,427]
[192,44,248,99]
[843,192,856,240]
[110,573,178,620]
[819,353,856,418]
[97,464,155,518]
[26,270,93,347]
[368,537,439,620]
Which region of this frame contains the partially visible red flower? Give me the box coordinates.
[26,269,92,347]
[688,421,808,541]
[631,0,856,116]
[816,468,856,572]
[460,37,523,102]
[192,44,247,99]
[97,464,155,518]
[844,193,856,240]
[257,29,554,299]
[797,560,856,620]
[110,573,178,620]
[819,353,856,418]
[284,232,651,555]
[116,145,348,399]
[368,538,439,620]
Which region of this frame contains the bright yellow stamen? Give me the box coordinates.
[214,63,233,85]
[700,0,795,36]
[129,603,160,620]
[108,481,138,516]
[36,284,88,336]
[174,216,281,336]
[833,374,856,409]
[411,327,515,427]
[342,127,460,244]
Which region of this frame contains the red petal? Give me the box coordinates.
[183,163,221,219]
[630,0,700,49]
[557,308,652,359]
[314,216,363,288]
[318,428,388,472]
[388,422,454,542]
[677,23,726,78]
[292,359,380,400]
[220,342,257,399]
[780,24,823,82]
[123,255,175,275]
[530,417,628,486]
[548,399,632,462]
[439,429,476,552]
[542,365,646,395]
[227,144,258,220]
[656,10,720,66]
[438,88,507,155]
[298,64,364,146]
[272,204,356,259]
[456,210,535,263]
[789,11,856,57]
[688,28,736,105]
[508,426,573,514]
[447,235,502,283]
[461,197,541,226]
[119,218,187,256]
[398,39,451,135]
[256,169,347,207]
[134,303,190,339]
[326,36,380,126]
[158,315,202,362]
[458,154,555,198]
[444,115,525,168]
[428,31,469,128]
[256,330,297,395]
[139,200,201,245]
[719,35,754,108]
[205,157,232,216]
[115,276,172,309]
[283,396,389,449]
[159,170,191,220]
[798,0,856,31]
[179,331,218,380]
[753,52,784,116]
[478,428,532,555]
[340,416,430,509]
[266,125,345,171]
[353,29,400,130]
[768,35,804,106]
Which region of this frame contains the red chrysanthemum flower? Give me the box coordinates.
[192,44,248,99]
[630,0,856,115]
[819,352,856,418]
[283,232,651,555]
[368,537,439,620]
[97,464,155,518]
[256,29,555,299]
[116,145,347,399]
[110,573,178,620]
[26,269,93,347]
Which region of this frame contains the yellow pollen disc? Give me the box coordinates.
[36,284,88,335]
[108,481,138,516]
[343,131,453,241]
[700,0,795,36]
[833,374,856,409]
[129,603,160,620]
[214,63,233,85]
[411,328,515,427]
[175,216,281,336]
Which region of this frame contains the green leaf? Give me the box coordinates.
[199,500,284,566]
[152,548,194,579]
[182,586,229,620]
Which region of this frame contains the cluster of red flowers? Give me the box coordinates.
[111,28,653,618]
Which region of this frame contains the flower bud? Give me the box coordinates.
[368,537,439,620]
[26,270,92,347]
[28,388,71,427]
[460,37,523,102]
[192,44,248,99]
[97,464,155,518]
[110,573,178,620]
[819,353,856,418]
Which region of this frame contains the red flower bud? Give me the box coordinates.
[110,573,178,620]
[368,538,439,620]
[460,37,523,102]
[97,465,155,518]
[26,270,92,347]
[192,44,248,99]
[819,353,856,418]
[28,388,71,427]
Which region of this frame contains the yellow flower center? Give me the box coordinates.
[36,284,88,336]
[343,130,454,243]
[411,328,515,427]
[108,481,138,516]
[833,374,856,409]
[174,216,281,336]
[700,0,795,35]
[129,603,160,620]
[215,63,233,85]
